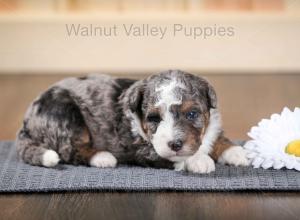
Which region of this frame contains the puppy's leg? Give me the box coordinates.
[89,151,117,168]
[211,135,250,166]
[65,126,117,168]
[17,128,117,168]
[26,147,59,167]
[71,144,117,168]
[184,153,215,174]
[16,137,60,167]
[184,109,222,174]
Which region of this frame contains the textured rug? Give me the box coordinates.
[0,141,300,192]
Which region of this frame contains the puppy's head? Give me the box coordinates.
[124,70,217,162]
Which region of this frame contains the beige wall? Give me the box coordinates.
[0,12,299,74]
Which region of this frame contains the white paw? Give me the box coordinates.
[89,151,117,168]
[174,161,185,171]
[185,154,215,174]
[42,150,60,167]
[218,146,250,166]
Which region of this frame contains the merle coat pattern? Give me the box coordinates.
[16,70,250,173]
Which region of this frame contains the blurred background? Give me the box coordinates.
[0,0,299,140]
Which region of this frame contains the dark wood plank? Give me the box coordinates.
[0,192,300,220]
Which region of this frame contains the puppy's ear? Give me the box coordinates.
[127,81,144,114]
[123,81,148,141]
[207,84,217,109]
[187,73,218,110]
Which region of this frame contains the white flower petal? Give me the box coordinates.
[294,163,300,171]
[247,152,258,159]
[273,160,285,170]
[252,157,264,168]
[285,158,296,169]
[261,159,274,169]
[270,113,280,122]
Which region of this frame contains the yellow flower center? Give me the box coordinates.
[285,140,300,157]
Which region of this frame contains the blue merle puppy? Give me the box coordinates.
[16,70,249,173]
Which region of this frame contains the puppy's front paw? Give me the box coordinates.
[90,151,117,168]
[218,146,250,166]
[174,161,185,171]
[42,150,60,167]
[185,154,215,174]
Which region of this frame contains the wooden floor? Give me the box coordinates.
[1,73,300,220]
[0,192,300,220]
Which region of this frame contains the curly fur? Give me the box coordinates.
[16,70,249,172]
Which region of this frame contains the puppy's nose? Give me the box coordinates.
[168,140,183,152]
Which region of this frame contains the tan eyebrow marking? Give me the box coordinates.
[145,107,161,118]
[180,100,197,112]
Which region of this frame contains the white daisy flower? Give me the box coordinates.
[244,107,300,171]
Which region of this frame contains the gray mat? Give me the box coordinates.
[0,141,300,192]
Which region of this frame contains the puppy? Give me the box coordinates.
[16,70,249,173]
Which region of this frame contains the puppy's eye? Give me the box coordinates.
[186,111,198,120]
[146,114,161,123]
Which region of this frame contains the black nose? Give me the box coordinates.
[168,140,183,152]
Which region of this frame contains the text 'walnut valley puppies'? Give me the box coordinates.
[16,70,250,173]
